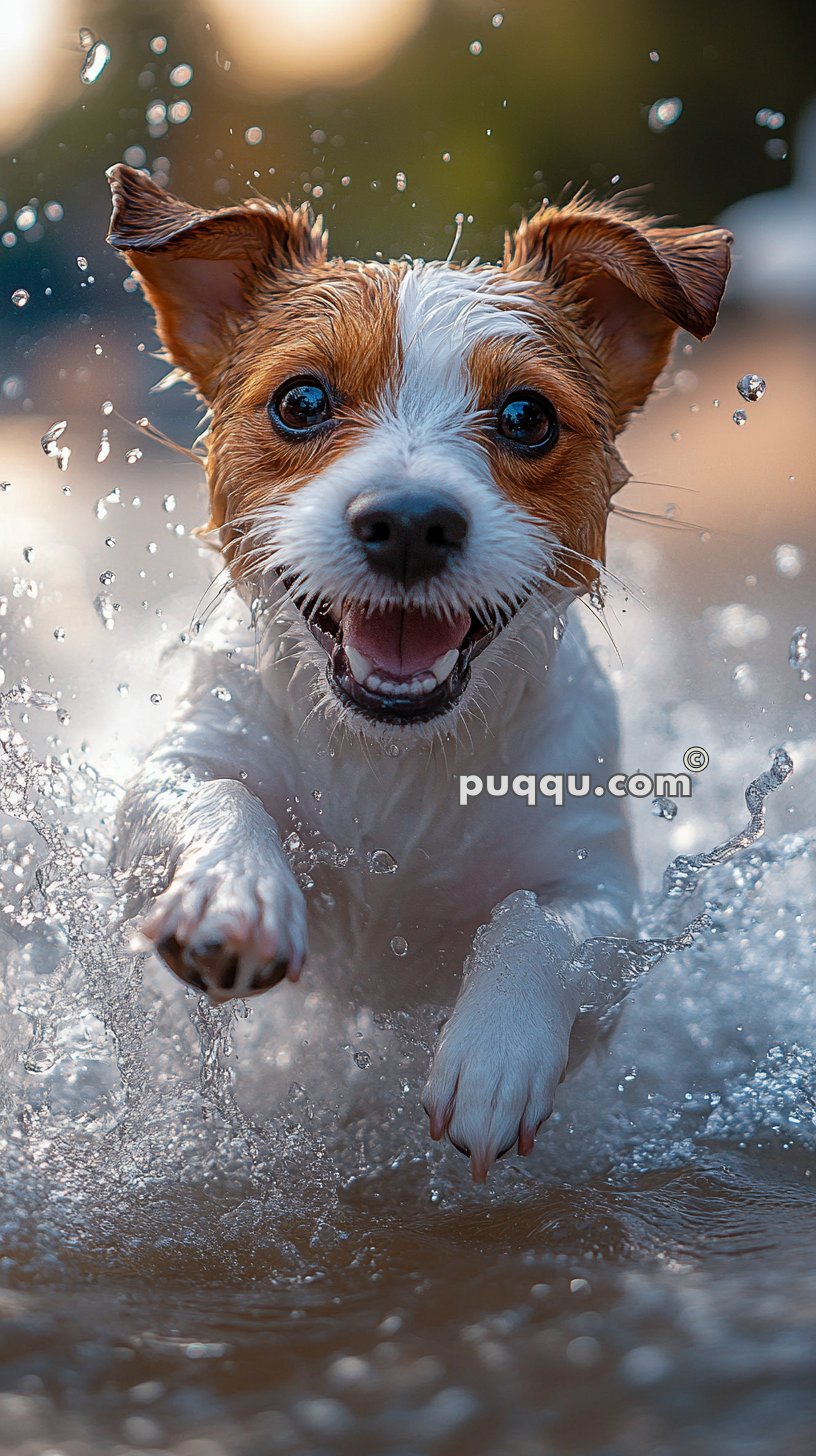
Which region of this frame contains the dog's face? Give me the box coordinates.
[108,167,730,733]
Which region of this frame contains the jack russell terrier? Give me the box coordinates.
[107,164,731,1180]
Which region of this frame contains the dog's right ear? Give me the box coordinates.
[106,165,327,395]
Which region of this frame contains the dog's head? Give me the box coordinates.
[107,166,730,733]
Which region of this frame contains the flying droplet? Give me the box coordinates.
[15,206,36,232]
[125,448,143,465]
[80,40,111,85]
[168,100,191,125]
[390,935,408,957]
[162,494,176,512]
[353,1050,372,1068]
[150,35,167,55]
[789,627,812,683]
[76,256,88,272]
[169,63,193,86]
[369,849,397,875]
[732,409,747,426]
[737,373,766,402]
[651,797,678,820]
[99,570,115,586]
[649,49,660,61]
[11,289,29,308]
[41,419,67,457]
[492,13,504,26]
[647,97,682,132]
[150,692,162,704]
[211,686,231,701]
[469,40,483,55]
[96,429,110,463]
[245,126,263,145]
[395,171,407,192]
[78,26,95,50]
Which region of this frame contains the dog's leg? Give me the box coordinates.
[118,756,306,1000]
[421,884,631,1181]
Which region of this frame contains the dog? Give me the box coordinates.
[106,164,731,1181]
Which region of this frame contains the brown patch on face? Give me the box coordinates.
[205,259,403,561]
[467,312,622,594]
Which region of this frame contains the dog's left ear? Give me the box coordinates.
[106,165,327,395]
[505,200,732,429]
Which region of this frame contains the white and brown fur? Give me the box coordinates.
[107,164,731,1180]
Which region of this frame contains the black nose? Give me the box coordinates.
[346,489,468,586]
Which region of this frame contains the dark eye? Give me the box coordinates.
[269,377,333,435]
[496,391,559,451]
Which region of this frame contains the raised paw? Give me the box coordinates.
[141,852,307,1002]
[421,1000,571,1183]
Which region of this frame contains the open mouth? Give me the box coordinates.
[300,597,505,723]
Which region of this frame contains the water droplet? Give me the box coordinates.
[98,570,115,586]
[150,692,162,704]
[651,796,678,820]
[492,12,504,25]
[125,448,143,465]
[96,429,110,463]
[53,627,65,642]
[369,849,397,875]
[774,543,803,578]
[15,206,37,232]
[11,289,29,308]
[78,26,95,50]
[353,1050,372,1069]
[150,35,167,54]
[101,399,113,415]
[789,627,812,683]
[245,126,264,145]
[211,686,231,701]
[169,63,193,86]
[649,49,660,61]
[340,175,351,187]
[390,935,408,957]
[44,201,64,222]
[161,494,176,513]
[395,171,407,192]
[146,101,167,126]
[168,100,192,125]
[576,848,589,861]
[737,373,766,402]
[80,39,111,84]
[469,41,483,55]
[76,256,88,272]
[732,408,748,427]
[647,96,682,132]
[41,420,67,457]
[118,682,129,696]
[441,151,451,163]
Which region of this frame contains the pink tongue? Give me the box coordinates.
[343,603,469,679]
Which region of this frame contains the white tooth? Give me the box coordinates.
[365,674,383,690]
[431,649,458,682]
[379,680,399,695]
[346,647,372,683]
[421,675,437,694]
[405,680,422,697]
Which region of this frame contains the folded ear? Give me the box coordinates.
[505,199,732,428]
[106,165,327,395]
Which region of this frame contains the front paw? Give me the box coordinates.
[421,1003,570,1183]
[141,853,307,1002]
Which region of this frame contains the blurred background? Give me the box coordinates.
[1,0,815,869]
